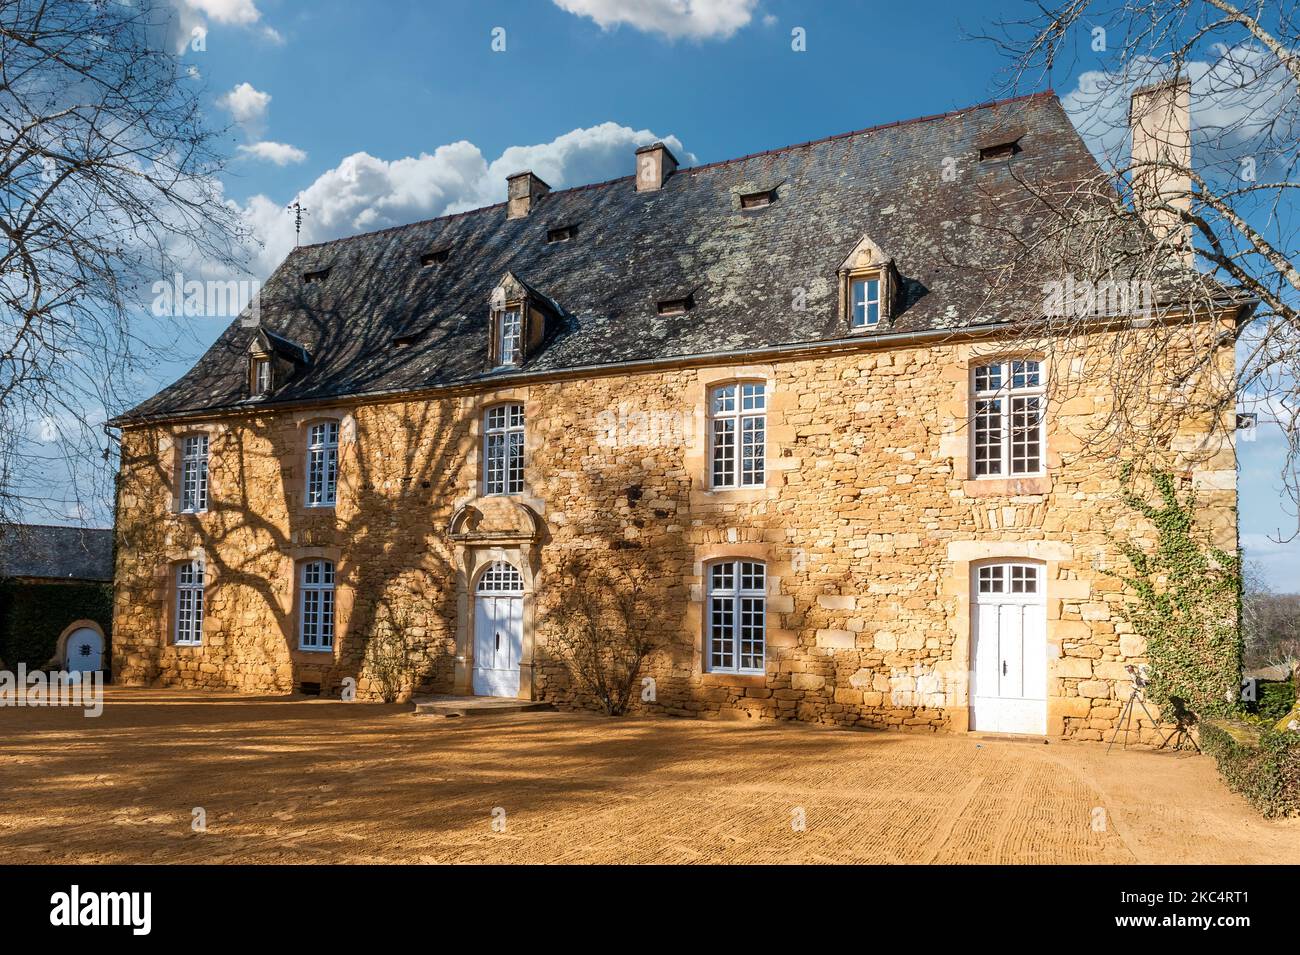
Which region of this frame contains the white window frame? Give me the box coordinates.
[174,559,204,646]
[179,433,209,513]
[975,561,1043,601]
[483,403,525,495]
[709,382,766,490]
[971,358,1046,479]
[850,274,881,328]
[298,559,335,652]
[497,309,522,367]
[306,420,339,507]
[706,560,767,675]
[253,357,271,395]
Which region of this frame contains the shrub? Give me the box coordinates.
[1201,719,1300,818]
[1249,680,1297,724]
[545,555,658,716]
[362,602,417,703]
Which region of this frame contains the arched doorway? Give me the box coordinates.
[58,621,106,674]
[473,560,525,697]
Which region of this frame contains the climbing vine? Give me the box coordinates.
[1108,464,1242,719]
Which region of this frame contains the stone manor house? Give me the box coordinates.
[110,88,1242,740]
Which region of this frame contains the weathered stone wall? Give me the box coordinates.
[112,327,1237,741]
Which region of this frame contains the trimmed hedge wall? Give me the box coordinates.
[0,579,113,669]
[1201,719,1300,819]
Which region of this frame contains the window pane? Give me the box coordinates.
[974,364,1002,393]
[711,385,736,414]
[973,398,1003,476]
[1011,359,1041,389]
[741,415,764,486]
[711,418,736,488]
[1010,396,1042,474]
[707,561,766,674]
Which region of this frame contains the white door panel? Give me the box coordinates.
[473,594,522,697]
[971,564,1047,735]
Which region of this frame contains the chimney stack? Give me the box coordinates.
[635,142,678,192]
[506,171,551,220]
[1129,76,1193,267]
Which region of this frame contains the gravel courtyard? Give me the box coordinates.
[2,687,1296,864]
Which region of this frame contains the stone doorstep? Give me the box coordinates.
[972,733,1051,745]
[411,694,556,718]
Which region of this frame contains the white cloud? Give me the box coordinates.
[238,141,308,165]
[217,82,271,127]
[230,123,693,280]
[184,0,261,25]
[1061,44,1299,173]
[552,0,758,40]
[166,0,278,53]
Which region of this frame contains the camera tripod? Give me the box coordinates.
[1106,682,1162,753]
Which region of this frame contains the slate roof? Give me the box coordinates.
[117,91,1113,424]
[0,524,114,582]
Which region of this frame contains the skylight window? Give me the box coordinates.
[546,224,577,243]
[657,293,694,317]
[978,139,1022,161]
[739,189,775,209]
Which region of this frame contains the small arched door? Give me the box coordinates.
[64,626,105,673]
[473,561,524,697]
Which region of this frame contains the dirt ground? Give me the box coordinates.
[1,687,1296,864]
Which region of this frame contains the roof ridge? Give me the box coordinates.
[292,90,1056,255]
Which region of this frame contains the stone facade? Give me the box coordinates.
[112,325,1238,742]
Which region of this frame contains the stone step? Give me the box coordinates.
[412,695,555,718]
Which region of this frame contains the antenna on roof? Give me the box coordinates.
[286,200,309,246]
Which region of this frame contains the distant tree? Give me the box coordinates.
[1243,560,1300,670]
[0,0,243,523]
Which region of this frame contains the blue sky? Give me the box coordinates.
[81,0,1300,588]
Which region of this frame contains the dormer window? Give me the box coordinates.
[302,268,330,284]
[497,309,522,366]
[545,225,577,244]
[252,357,272,395]
[850,274,881,328]
[739,189,775,209]
[420,248,450,267]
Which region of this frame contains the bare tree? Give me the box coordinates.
[1,0,244,524]
[967,0,1299,529]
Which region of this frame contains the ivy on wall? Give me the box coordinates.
[1109,464,1242,719]
[0,580,113,668]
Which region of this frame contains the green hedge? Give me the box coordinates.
[1201,719,1300,819]
[0,580,113,669]
[1250,680,1296,723]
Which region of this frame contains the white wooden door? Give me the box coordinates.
[64,627,104,673]
[472,561,524,697]
[971,563,1046,734]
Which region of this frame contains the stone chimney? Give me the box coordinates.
[506,171,550,220]
[1129,76,1192,266]
[635,142,678,192]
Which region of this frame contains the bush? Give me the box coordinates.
[545,555,658,716]
[1249,680,1296,724]
[1201,719,1300,818]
